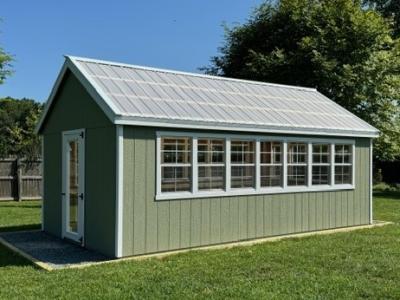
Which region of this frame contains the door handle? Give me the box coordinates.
[61,192,66,196]
[79,193,84,200]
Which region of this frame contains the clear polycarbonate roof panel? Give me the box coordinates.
[70,56,378,136]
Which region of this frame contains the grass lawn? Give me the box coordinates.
[0,194,399,299]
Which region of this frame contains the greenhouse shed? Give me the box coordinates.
[36,56,379,258]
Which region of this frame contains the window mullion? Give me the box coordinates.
[225,139,231,192]
[192,137,198,194]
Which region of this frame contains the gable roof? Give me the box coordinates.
[36,56,379,137]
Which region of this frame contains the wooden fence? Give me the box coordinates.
[0,158,42,201]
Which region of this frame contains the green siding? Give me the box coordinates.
[122,127,371,257]
[41,71,116,257]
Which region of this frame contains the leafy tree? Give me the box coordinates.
[364,0,400,37]
[0,98,43,158]
[0,22,12,84]
[204,0,400,161]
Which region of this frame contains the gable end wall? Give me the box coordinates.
[41,71,117,257]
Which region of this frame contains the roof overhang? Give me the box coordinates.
[35,56,118,134]
[114,115,379,138]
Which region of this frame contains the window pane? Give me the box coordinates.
[231,141,255,164]
[161,137,191,164]
[231,166,254,188]
[288,143,307,164]
[198,139,225,164]
[335,166,352,184]
[161,166,191,192]
[312,144,330,163]
[312,166,330,185]
[261,165,282,187]
[198,166,224,190]
[287,166,307,186]
[197,139,225,191]
[260,142,282,164]
[335,144,352,164]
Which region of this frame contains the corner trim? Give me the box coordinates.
[369,139,373,224]
[115,125,124,257]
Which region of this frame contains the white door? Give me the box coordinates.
[62,129,85,244]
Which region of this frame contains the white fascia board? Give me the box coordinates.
[114,116,380,138]
[35,56,119,134]
[115,125,124,258]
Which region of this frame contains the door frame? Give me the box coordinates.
[61,128,85,244]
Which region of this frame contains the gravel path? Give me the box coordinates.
[0,230,109,269]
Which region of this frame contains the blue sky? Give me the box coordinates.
[0,0,263,102]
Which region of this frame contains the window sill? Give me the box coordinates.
[155,184,355,201]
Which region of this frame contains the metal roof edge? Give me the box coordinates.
[66,55,318,93]
[315,91,380,133]
[114,116,380,138]
[35,56,120,134]
[66,56,121,119]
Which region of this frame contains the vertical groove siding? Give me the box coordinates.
[122,127,370,257]
[42,71,116,257]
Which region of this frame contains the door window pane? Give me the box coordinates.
[68,140,79,233]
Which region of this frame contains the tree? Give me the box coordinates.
[0,98,43,158]
[364,0,400,37]
[204,0,400,161]
[0,22,13,84]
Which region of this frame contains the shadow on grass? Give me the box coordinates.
[374,191,400,199]
[0,224,41,233]
[0,203,41,209]
[0,244,35,268]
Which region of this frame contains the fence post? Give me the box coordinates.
[17,158,23,202]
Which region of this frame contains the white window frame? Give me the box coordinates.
[159,136,192,195]
[334,144,354,185]
[287,142,308,187]
[259,141,283,188]
[311,143,331,187]
[230,139,256,190]
[197,138,225,191]
[155,131,355,200]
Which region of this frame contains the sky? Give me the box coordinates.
[0,0,263,102]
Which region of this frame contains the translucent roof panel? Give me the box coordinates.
[68,56,379,137]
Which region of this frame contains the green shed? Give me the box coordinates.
[36,56,379,258]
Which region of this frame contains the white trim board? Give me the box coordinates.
[369,139,373,224]
[115,125,124,258]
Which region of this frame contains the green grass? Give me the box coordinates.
[0,200,41,232]
[0,195,400,299]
